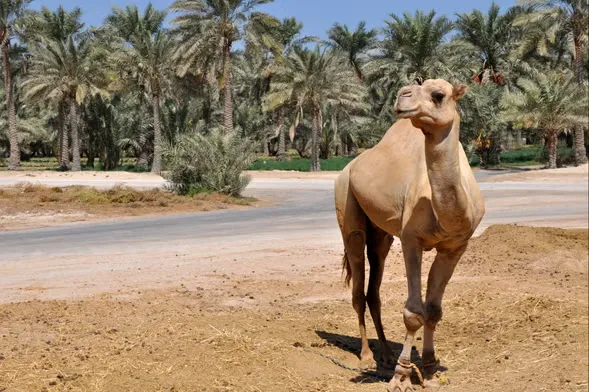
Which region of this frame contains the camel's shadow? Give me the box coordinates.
[315,330,429,385]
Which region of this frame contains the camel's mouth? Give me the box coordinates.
[395,108,419,118]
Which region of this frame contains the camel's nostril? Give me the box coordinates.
[399,87,413,98]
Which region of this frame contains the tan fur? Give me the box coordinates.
[341,252,352,287]
[334,79,485,388]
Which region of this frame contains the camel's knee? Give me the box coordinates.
[346,231,366,255]
[425,301,443,327]
[403,308,424,332]
[366,290,380,308]
[352,293,366,314]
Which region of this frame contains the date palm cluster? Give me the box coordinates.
[0,0,586,175]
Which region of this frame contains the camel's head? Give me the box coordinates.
[394,79,467,133]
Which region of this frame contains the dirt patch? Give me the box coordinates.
[0,184,256,231]
[0,170,164,181]
[0,225,587,391]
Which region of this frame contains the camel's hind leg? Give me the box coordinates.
[335,168,372,364]
[345,230,372,365]
[366,221,395,368]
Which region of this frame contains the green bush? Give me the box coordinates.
[500,144,575,166]
[500,145,541,164]
[164,131,257,197]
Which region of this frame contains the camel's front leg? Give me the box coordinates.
[388,244,424,392]
[422,246,466,386]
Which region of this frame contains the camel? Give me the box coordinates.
[334,79,486,391]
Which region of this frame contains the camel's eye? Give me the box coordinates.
[432,91,445,103]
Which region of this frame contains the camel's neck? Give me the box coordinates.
[423,114,472,234]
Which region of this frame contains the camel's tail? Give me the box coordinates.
[341,251,352,287]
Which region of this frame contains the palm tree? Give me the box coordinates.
[32,5,84,41]
[28,5,85,170]
[0,0,31,170]
[107,4,176,173]
[170,0,278,134]
[501,70,588,169]
[381,10,454,79]
[327,21,377,80]
[22,31,107,171]
[233,49,272,153]
[459,83,506,166]
[363,10,453,124]
[115,91,154,170]
[270,17,308,160]
[455,3,520,84]
[516,0,589,164]
[0,50,55,160]
[265,47,366,171]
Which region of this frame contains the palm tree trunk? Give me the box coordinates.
[58,101,69,171]
[349,136,358,156]
[572,33,587,165]
[311,105,321,172]
[574,127,587,166]
[2,40,20,171]
[262,138,269,155]
[276,108,286,161]
[342,136,348,156]
[222,41,233,134]
[151,94,163,173]
[136,133,149,171]
[546,130,557,169]
[332,113,340,156]
[70,95,81,172]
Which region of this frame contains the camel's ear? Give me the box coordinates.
[452,84,468,100]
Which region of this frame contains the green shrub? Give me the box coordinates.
[164,131,257,197]
[500,145,541,164]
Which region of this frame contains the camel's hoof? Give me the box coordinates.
[379,353,396,369]
[359,347,375,369]
[424,372,449,389]
[387,373,415,392]
[359,357,377,370]
[423,361,449,389]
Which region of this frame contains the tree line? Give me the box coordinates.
[0,0,587,175]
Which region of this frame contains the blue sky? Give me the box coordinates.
[31,0,516,38]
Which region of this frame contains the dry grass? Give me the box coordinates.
[0,226,587,391]
[0,183,256,231]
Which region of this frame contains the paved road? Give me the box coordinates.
[0,171,587,263]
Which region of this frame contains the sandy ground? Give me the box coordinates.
[0,164,585,183]
[485,164,588,183]
[0,225,587,392]
[0,185,256,232]
[0,171,165,181]
[0,166,588,392]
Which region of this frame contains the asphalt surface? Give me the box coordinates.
[0,171,587,263]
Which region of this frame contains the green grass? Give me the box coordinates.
[247,156,354,171]
[500,145,542,164]
[499,145,575,167]
[1,144,579,173]
[0,157,147,172]
[249,145,578,171]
